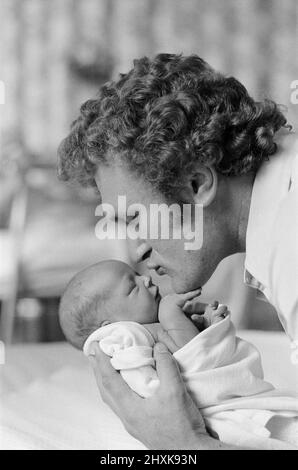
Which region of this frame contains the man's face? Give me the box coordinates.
[95,164,225,293]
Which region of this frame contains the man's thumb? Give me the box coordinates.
[154,342,183,390]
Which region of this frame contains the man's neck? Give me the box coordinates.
[219,172,255,255]
[234,172,255,253]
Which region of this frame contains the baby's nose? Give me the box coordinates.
[140,275,152,287]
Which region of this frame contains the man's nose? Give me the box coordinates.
[136,242,152,263]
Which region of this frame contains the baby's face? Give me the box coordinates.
[94,260,161,324]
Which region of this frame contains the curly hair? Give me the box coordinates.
[57,53,289,200]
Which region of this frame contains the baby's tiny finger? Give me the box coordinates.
[210,300,219,310]
[182,288,202,301]
[217,304,228,317]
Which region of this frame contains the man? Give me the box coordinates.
[58,54,298,449]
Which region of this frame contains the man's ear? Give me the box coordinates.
[189,165,218,207]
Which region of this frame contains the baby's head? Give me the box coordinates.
[59,260,161,349]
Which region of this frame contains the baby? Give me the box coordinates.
[59,260,298,450]
[59,259,227,352]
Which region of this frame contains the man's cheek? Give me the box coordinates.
[153,238,184,258]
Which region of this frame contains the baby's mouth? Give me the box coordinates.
[150,285,160,302]
[154,287,161,305]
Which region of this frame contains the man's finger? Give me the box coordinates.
[89,349,117,409]
[156,328,179,354]
[153,342,184,393]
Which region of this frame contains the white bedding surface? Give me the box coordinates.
[0,331,297,450]
[0,343,144,450]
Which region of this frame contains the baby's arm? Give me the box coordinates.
[158,290,201,349]
[159,293,228,349]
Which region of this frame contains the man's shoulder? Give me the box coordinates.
[245,129,298,298]
[275,129,298,160]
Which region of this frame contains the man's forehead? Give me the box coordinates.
[95,165,162,208]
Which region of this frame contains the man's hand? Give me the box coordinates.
[90,341,208,449]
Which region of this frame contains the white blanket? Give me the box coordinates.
[84,316,298,449]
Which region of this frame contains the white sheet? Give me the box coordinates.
[0,367,144,450]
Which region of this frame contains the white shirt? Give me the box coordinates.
[245,130,298,363]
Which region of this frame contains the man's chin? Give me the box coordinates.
[170,276,202,294]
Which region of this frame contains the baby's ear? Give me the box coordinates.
[101,320,111,327]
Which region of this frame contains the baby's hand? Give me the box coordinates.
[158,289,202,349]
[160,288,202,309]
[191,301,229,331]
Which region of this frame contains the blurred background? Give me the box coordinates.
[0,0,297,344]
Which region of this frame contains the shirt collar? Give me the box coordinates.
[244,131,297,288]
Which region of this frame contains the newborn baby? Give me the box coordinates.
[59,259,226,351]
[60,260,298,450]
